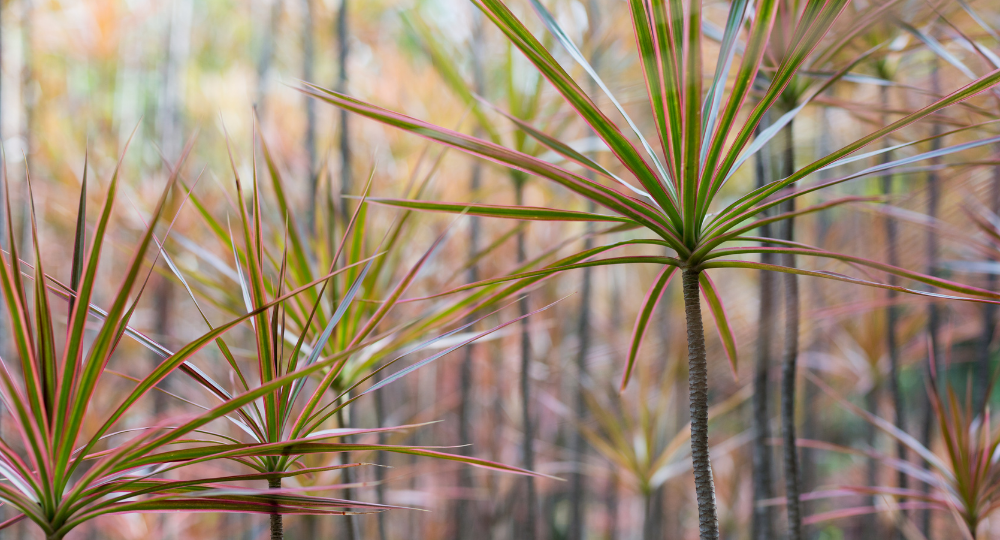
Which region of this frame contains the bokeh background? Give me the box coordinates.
[2,0,1000,539]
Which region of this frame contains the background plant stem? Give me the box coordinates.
[751,110,776,540]
[779,115,803,540]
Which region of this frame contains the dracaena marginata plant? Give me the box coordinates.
[571,356,750,539]
[0,140,386,539]
[0,136,550,540]
[299,0,1000,537]
[802,368,1000,539]
[144,130,558,540]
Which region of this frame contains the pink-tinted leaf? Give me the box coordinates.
[620,266,676,391]
[698,272,738,377]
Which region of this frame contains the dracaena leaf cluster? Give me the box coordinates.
[0,128,550,539]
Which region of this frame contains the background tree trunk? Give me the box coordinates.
[920,55,943,537]
[779,116,803,540]
[302,0,317,235]
[516,177,537,540]
[751,110,776,540]
[336,0,352,229]
[568,3,601,534]
[254,0,280,114]
[881,84,907,540]
[455,12,486,537]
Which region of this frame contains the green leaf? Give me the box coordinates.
[527,0,674,198]
[300,83,686,253]
[621,266,676,391]
[698,272,737,377]
[369,198,636,223]
[471,0,682,224]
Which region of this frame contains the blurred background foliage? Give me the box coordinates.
[3,0,1000,538]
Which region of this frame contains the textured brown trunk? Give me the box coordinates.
[681,268,719,540]
[269,477,283,540]
[751,110,776,540]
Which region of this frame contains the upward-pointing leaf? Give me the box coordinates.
[69,152,88,314]
[526,0,674,196]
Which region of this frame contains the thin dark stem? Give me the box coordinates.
[642,487,663,540]
[682,268,719,540]
[881,84,907,538]
[779,117,803,540]
[373,364,389,540]
[781,250,802,540]
[254,0,280,112]
[516,180,537,540]
[864,386,879,533]
[569,12,601,534]
[456,15,486,537]
[337,0,352,230]
[303,0,317,235]
[568,215,593,540]
[606,472,619,540]
[751,112,776,540]
[456,165,482,540]
[920,56,943,537]
[337,407,361,540]
[268,477,282,540]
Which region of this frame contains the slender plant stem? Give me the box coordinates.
[303,0,318,235]
[880,84,907,538]
[268,477,282,540]
[515,178,537,540]
[781,252,802,540]
[642,487,663,540]
[606,472,619,540]
[373,363,389,540]
[779,116,803,540]
[681,268,719,540]
[456,13,486,537]
[254,0,280,112]
[337,407,361,540]
[569,6,601,530]
[568,212,593,540]
[751,111,776,540]
[920,55,943,537]
[455,162,482,540]
[864,385,879,532]
[337,0,352,229]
